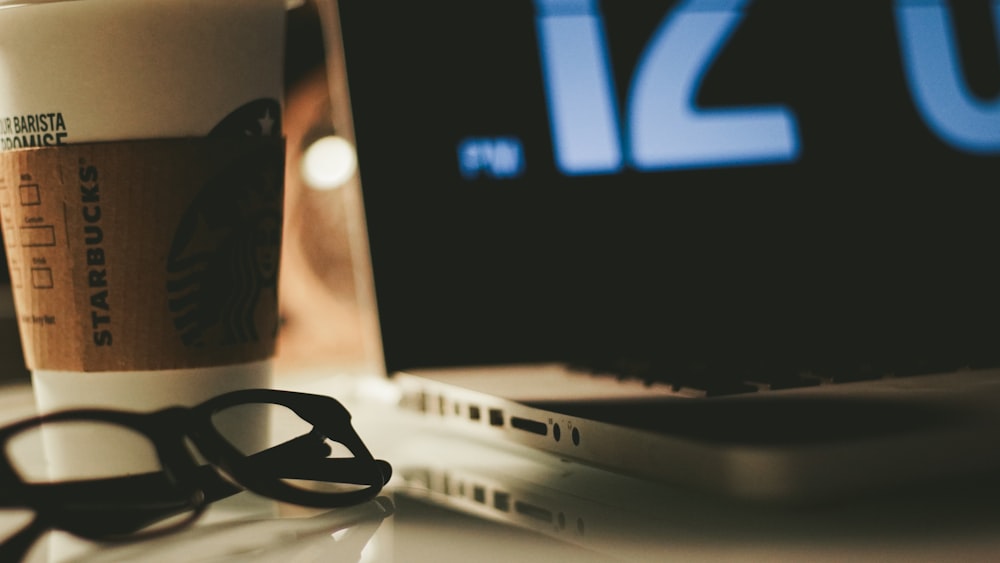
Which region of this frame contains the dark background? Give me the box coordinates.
[338,0,1000,376]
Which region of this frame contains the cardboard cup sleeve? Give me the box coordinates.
[0,137,284,372]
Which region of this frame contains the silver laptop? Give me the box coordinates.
[326,0,1000,503]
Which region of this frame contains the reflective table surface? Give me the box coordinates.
[3,371,1000,562]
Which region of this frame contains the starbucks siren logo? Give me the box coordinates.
[166,99,284,348]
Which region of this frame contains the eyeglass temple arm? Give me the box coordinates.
[257,456,393,486]
[247,428,392,486]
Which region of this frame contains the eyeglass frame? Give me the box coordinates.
[0,388,391,552]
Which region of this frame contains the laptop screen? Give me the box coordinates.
[337,0,1000,376]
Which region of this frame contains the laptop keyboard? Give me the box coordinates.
[570,355,982,398]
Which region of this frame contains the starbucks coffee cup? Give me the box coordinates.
[0,0,291,479]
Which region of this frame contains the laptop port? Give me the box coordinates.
[488,408,504,426]
[510,416,547,436]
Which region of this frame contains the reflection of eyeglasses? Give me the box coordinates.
[86,496,396,562]
[0,389,391,562]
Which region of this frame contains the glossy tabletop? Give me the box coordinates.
[2,371,1000,563]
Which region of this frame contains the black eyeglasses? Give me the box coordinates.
[0,388,391,562]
